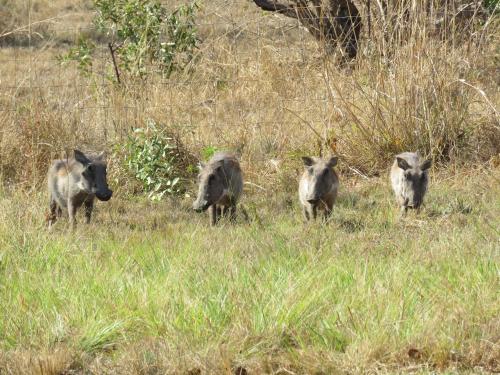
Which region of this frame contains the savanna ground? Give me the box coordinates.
[0,0,499,373]
[1,167,499,374]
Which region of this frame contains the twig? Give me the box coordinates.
[366,0,371,38]
[284,107,324,142]
[244,181,267,191]
[0,17,60,39]
[456,79,499,120]
[348,166,369,179]
[108,43,121,84]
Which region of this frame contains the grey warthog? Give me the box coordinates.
[299,156,339,221]
[47,149,113,229]
[390,152,432,213]
[192,152,243,226]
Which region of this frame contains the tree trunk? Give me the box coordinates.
[253,0,362,59]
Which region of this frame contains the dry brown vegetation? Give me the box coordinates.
[0,0,498,190]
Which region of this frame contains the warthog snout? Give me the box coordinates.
[96,189,113,202]
[306,197,320,204]
[407,200,421,209]
[193,200,210,212]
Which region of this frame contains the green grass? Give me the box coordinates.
[0,168,498,374]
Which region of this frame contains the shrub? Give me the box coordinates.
[201,145,219,161]
[60,0,198,80]
[123,121,194,200]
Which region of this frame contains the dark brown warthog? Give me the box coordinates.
[390,152,431,214]
[47,150,113,229]
[299,156,339,221]
[193,152,243,226]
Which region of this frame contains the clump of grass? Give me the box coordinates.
[0,94,105,186]
[78,320,126,354]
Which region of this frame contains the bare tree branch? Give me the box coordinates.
[253,0,298,18]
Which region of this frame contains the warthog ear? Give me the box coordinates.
[396,157,411,171]
[327,156,338,168]
[421,159,432,170]
[302,156,314,167]
[74,149,90,165]
[95,151,106,161]
[213,160,224,172]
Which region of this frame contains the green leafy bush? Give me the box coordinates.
[124,121,184,200]
[60,0,198,80]
[57,36,95,76]
[483,0,499,13]
[201,145,219,160]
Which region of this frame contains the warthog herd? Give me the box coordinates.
[47,149,431,228]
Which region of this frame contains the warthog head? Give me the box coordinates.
[74,150,113,201]
[302,156,338,204]
[193,161,225,212]
[396,155,431,209]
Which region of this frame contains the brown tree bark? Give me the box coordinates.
[253,0,362,59]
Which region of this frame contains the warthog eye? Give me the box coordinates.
[83,164,94,176]
[405,172,412,180]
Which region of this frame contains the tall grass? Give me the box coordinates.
[0,0,498,188]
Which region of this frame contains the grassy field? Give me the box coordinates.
[1,0,499,373]
[0,166,498,374]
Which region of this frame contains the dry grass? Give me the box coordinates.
[0,0,94,47]
[0,0,498,188]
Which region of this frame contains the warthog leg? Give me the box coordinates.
[68,200,77,230]
[323,207,332,221]
[323,200,333,221]
[221,205,237,222]
[84,199,94,224]
[304,204,317,221]
[229,205,237,222]
[303,206,310,221]
[210,204,218,226]
[47,199,58,229]
[310,205,318,220]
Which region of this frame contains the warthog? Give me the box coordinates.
[299,156,339,221]
[47,149,113,228]
[193,152,243,226]
[390,152,432,213]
